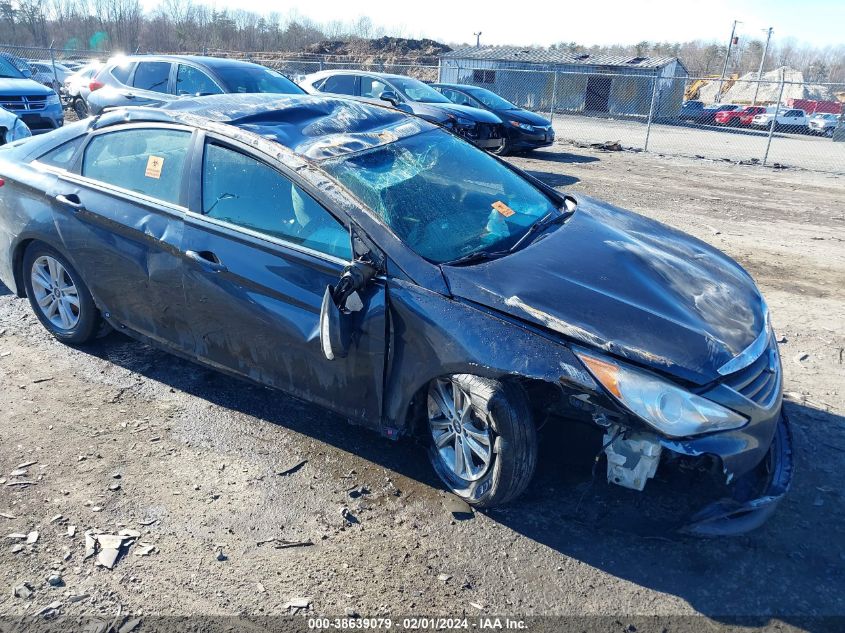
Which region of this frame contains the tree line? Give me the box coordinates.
[1,0,843,84]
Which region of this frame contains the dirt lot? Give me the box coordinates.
[1,145,844,631]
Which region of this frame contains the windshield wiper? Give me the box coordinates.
[445,249,508,266]
[507,209,571,254]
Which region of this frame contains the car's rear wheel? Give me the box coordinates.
[72,98,88,119]
[426,375,537,507]
[23,243,101,344]
[491,139,511,156]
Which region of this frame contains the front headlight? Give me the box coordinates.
[5,118,32,143]
[575,351,747,438]
[510,120,534,131]
[46,92,61,106]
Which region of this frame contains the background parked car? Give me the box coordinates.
[27,61,73,91]
[808,112,840,137]
[301,70,505,152]
[0,55,63,134]
[752,107,809,133]
[430,83,553,155]
[86,55,305,115]
[63,62,103,118]
[0,106,31,144]
[715,105,767,127]
[696,104,741,125]
[678,100,706,122]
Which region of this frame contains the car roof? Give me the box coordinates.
[306,69,425,82]
[107,55,270,70]
[431,83,489,92]
[90,93,434,162]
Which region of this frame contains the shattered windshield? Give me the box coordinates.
[321,129,559,263]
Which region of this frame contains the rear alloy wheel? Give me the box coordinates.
[426,375,537,507]
[23,243,100,344]
[73,98,88,119]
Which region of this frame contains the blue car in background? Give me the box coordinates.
[0,53,64,134]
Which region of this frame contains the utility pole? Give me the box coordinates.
[716,20,741,102]
[752,27,773,106]
[473,32,482,48]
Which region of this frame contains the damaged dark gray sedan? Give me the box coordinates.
[0,95,791,535]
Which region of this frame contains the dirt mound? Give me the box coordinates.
[304,36,451,62]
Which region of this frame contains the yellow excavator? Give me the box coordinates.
[685,74,739,101]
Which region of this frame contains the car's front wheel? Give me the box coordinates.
[23,243,101,344]
[426,375,537,507]
[73,98,88,119]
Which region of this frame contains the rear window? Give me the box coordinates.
[215,66,303,95]
[82,128,191,204]
[38,137,84,169]
[320,74,356,95]
[109,62,134,84]
[132,62,171,93]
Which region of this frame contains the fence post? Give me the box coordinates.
[762,74,786,166]
[48,43,59,94]
[549,70,557,123]
[643,75,659,152]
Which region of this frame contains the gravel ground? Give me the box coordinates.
[0,144,843,631]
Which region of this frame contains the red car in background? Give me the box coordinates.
[715,106,767,127]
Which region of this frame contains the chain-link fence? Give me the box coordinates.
[2,44,844,174]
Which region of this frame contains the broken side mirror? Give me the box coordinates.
[319,259,378,361]
[379,90,400,107]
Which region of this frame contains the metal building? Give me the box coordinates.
[438,47,688,119]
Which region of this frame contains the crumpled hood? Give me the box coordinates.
[442,196,765,385]
[0,77,52,96]
[410,101,502,124]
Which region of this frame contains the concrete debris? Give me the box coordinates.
[91,506,103,512]
[138,518,158,526]
[36,601,62,617]
[67,593,90,603]
[11,544,24,553]
[469,602,485,610]
[26,531,39,544]
[118,529,141,539]
[117,618,142,633]
[285,596,312,611]
[346,608,360,618]
[84,533,96,559]
[7,533,27,539]
[67,525,76,537]
[47,573,63,587]
[97,547,120,570]
[109,483,121,491]
[256,582,266,593]
[112,472,122,479]
[444,494,474,520]
[0,511,16,519]
[437,573,452,582]
[134,543,155,557]
[5,480,36,487]
[49,514,63,523]
[17,460,37,469]
[9,468,27,477]
[97,534,125,549]
[13,582,34,599]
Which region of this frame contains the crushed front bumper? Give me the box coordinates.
[681,411,793,536]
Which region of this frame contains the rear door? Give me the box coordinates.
[125,60,175,106]
[318,73,358,96]
[46,123,195,348]
[179,135,387,424]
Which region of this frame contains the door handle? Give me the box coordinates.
[55,193,85,212]
[185,249,227,273]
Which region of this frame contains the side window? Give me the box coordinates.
[38,137,84,169]
[132,62,171,93]
[82,128,191,205]
[360,76,387,98]
[110,62,134,84]
[176,65,222,96]
[202,143,352,260]
[321,74,356,95]
[443,89,473,107]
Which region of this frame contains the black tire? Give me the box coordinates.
[72,98,88,119]
[426,374,537,507]
[23,242,101,345]
[491,139,511,156]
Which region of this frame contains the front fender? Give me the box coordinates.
[384,278,598,433]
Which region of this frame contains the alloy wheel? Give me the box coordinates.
[427,377,493,482]
[30,255,81,331]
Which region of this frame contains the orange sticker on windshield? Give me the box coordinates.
[492,200,516,217]
[145,155,164,179]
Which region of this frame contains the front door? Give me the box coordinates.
[51,124,193,348]
[180,137,387,425]
[585,75,611,112]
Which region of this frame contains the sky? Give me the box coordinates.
[140,0,844,48]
